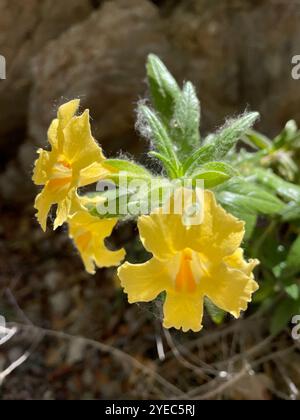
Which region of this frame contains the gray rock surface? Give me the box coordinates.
[1,0,300,202]
[166,0,300,134]
[29,0,180,152]
[0,0,94,152]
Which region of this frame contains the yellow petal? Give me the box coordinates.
[63,110,105,173]
[34,188,54,232]
[137,188,196,259]
[163,291,204,332]
[94,244,125,269]
[75,242,123,275]
[137,213,183,260]
[57,99,80,151]
[54,190,75,230]
[32,149,55,185]
[118,258,171,303]
[224,248,259,276]
[138,188,200,260]
[122,188,256,331]
[58,99,80,130]
[80,252,97,275]
[68,211,125,273]
[72,194,107,213]
[205,263,259,318]
[69,210,117,236]
[183,190,245,261]
[138,189,245,262]
[78,162,111,187]
[47,119,59,149]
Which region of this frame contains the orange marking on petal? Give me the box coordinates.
[47,176,72,192]
[76,231,92,252]
[48,159,73,192]
[175,249,197,293]
[57,160,71,169]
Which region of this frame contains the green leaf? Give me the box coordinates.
[270,299,299,335]
[172,81,200,157]
[183,112,259,173]
[138,105,180,174]
[146,54,181,122]
[104,159,152,179]
[285,119,298,138]
[254,228,287,272]
[103,172,151,185]
[88,178,173,219]
[253,278,275,303]
[148,151,177,178]
[213,112,260,160]
[285,236,300,276]
[205,298,226,325]
[241,213,257,241]
[89,191,149,219]
[103,159,154,184]
[244,129,272,150]
[217,178,284,239]
[141,178,174,210]
[274,120,300,148]
[281,203,300,222]
[188,161,238,177]
[183,144,214,173]
[87,188,137,219]
[220,203,257,240]
[285,284,300,300]
[253,168,300,202]
[190,162,238,188]
[190,170,230,188]
[216,178,285,215]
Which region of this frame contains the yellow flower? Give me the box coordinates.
[68,197,125,274]
[118,189,259,332]
[33,100,109,231]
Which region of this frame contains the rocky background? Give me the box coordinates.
[1,0,300,400]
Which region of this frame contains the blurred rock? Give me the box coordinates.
[2,0,300,203]
[0,0,180,202]
[29,0,180,153]
[0,141,36,202]
[166,0,300,135]
[0,0,94,157]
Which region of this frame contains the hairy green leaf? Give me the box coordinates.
[274,120,300,148]
[217,178,285,215]
[172,81,200,157]
[188,161,238,177]
[190,162,237,188]
[244,129,272,150]
[281,203,300,222]
[146,54,181,122]
[138,105,181,176]
[253,168,300,202]
[213,112,259,160]
[183,112,259,173]
[104,159,152,178]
